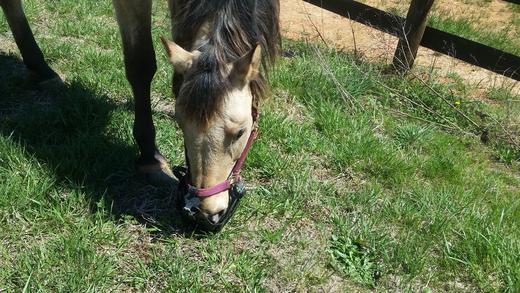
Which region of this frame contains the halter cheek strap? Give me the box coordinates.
[187,113,258,198]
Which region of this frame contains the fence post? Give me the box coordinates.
[393,0,435,71]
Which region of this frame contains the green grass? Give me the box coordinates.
[1,0,520,292]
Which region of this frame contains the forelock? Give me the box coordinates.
[177,49,230,126]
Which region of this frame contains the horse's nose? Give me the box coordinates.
[207,209,226,225]
[199,190,229,218]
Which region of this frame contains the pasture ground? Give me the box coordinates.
[1,0,519,292]
[282,0,520,94]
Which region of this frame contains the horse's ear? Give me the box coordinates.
[231,44,262,85]
[160,37,197,74]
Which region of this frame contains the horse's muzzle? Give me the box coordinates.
[174,166,246,232]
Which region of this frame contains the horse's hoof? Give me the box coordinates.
[144,169,176,187]
[136,160,176,187]
[38,75,64,90]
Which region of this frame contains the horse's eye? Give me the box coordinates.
[235,128,245,140]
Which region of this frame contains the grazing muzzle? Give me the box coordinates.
[175,112,258,232]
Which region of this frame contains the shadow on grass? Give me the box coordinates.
[0,53,198,236]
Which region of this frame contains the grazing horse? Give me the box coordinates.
[0,0,280,228]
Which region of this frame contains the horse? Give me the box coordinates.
[0,0,280,229]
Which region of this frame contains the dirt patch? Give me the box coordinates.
[280,0,520,94]
[261,217,363,292]
[358,0,516,35]
[434,0,514,32]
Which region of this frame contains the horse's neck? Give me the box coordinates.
[191,20,212,51]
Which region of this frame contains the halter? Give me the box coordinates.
[186,114,258,197]
[185,109,257,197]
[174,109,259,231]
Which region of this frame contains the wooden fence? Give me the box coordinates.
[303,0,520,81]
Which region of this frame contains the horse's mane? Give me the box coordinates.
[172,0,280,125]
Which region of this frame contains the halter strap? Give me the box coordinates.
[187,110,258,198]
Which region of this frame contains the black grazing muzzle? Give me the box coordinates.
[173,166,247,232]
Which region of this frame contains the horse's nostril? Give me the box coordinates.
[208,215,219,225]
[207,209,227,225]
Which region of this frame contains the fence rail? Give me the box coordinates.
[303,0,520,81]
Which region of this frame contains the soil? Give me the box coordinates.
[280,0,520,94]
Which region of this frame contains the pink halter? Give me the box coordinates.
[187,111,258,198]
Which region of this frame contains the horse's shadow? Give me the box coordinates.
[0,53,196,236]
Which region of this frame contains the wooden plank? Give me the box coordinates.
[303,0,520,81]
[393,0,435,71]
[421,26,520,80]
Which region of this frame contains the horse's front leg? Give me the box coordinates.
[0,0,59,84]
[113,0,175,186]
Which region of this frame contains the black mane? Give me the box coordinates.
[171,0,280,124]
